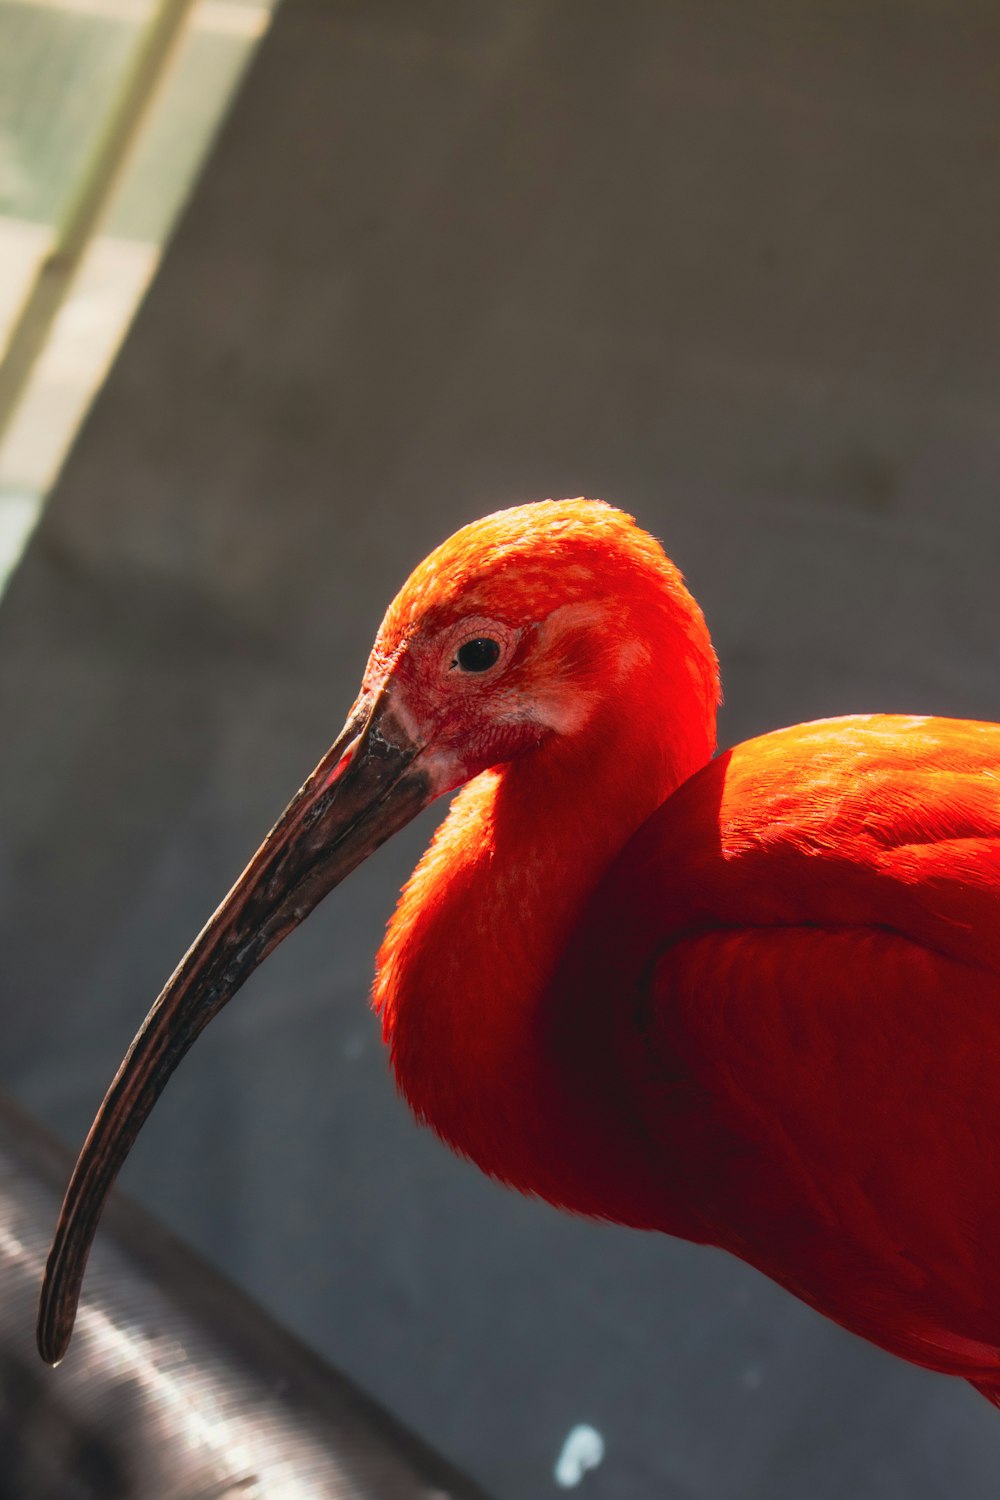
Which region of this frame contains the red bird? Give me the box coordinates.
[39,498,1000,1408]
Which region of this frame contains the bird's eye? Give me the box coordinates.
[454,637,501,673]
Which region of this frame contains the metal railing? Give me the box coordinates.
[0,1095,492,1499]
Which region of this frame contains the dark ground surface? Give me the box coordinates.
[2,2,1000,1496]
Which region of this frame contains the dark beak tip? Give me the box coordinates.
[36,1327,63,1368]
[36,1302,66,1366]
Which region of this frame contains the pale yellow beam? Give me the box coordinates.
[0,0,271,40]
[0,0,201,441]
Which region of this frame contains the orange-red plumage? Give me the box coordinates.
[39,498,1000,1410]
[372,506,1000,1401]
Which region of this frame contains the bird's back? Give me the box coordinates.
[583,715,1000,1384]
[613,713,1000,972]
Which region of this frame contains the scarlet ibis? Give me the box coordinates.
[38,498,1000,1408]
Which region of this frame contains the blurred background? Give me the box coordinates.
[1,1,999,1496]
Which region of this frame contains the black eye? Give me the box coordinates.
[455,637,501,673]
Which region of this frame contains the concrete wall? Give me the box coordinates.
[2,2,999,1496]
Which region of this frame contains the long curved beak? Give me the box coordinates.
[38,687,433,1365]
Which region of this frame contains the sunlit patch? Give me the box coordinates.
[420,744,469,798]
[528,600,618,735]
[383,687,426,747]
[531,684,600,735]
[554,1425,606,1488]
[614,635,650,675]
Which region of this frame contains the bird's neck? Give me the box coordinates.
[373,657,717,1223]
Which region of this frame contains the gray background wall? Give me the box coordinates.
[2,1,1000,1496]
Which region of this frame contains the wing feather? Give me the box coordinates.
[635,924,1000,1378]
[593,715,1000,1378]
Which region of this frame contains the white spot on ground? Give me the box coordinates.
[741,1364,764,1391]
[554,1425,605,1488]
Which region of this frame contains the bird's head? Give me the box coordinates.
[358,497,717,795]
[38,498,718,1363]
